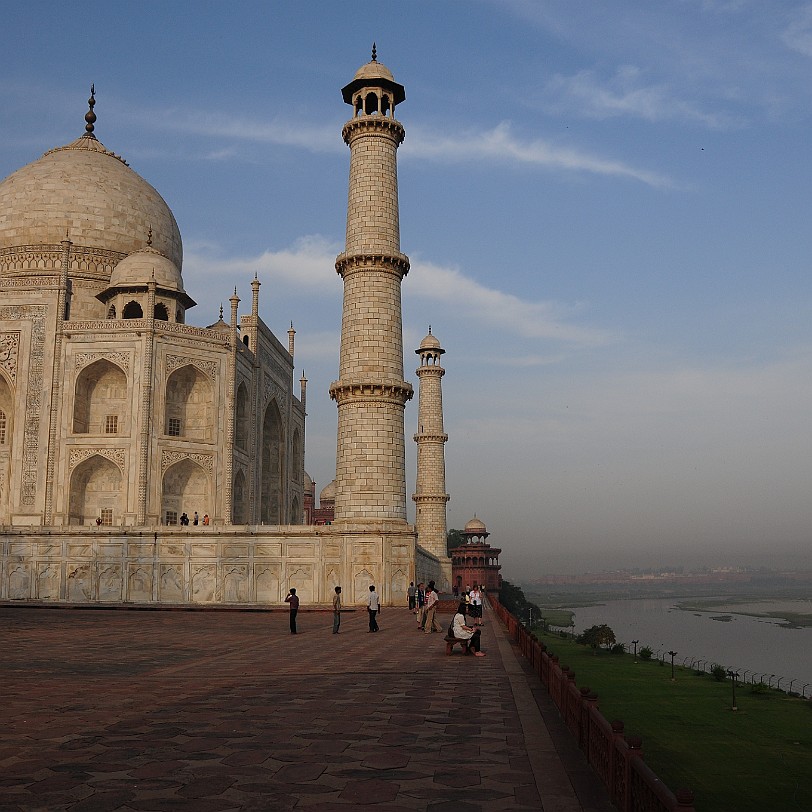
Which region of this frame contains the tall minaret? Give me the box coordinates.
[413,328,451,587]
[330,47,413,523]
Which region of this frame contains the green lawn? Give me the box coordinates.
[532,630,812,812]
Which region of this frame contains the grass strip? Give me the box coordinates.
[534,630,812,812]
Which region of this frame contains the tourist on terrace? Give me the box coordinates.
[285,588,299,634]
[452,602,485,656]
[367,584,380,632]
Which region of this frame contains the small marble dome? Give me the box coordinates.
[464,517,488,535]
[0,133,182,268]
[418,331,444,354]
[352,58,397,84]
[109,245,184,292]
[320,479,337,505]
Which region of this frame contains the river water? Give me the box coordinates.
[563,598,812,692]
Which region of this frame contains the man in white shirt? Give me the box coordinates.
[367,584,380,632]
[423,581,441,634]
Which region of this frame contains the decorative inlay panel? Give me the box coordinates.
[0,332,20,384]
[0,304,46,503]
[68,447,126,472]
[161,450,214,473]
[166,354,217,380]
[75,351,131,372]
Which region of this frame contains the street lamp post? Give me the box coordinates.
[788,679,796,694]
[727,670,739,711]
[802,683,810,699]
[776,676,784,691]
[632,640,639,663]
[668,650,677,681]
[767,674,776,688]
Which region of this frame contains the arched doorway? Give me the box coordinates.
[73,359,128,435]
[68,455,123,526]
[260,400,285,524]
[233,468,248,524]
[164,365,213,441]
[161,459,210,525]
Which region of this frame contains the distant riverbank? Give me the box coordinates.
[551,597,812,689]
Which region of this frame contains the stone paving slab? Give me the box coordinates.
[0,603,614,810]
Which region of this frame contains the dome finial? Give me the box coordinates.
[84,83,97,139]
[371,42,377,62]
[428,324,432,334]
[147,226,153,246]
[219,303,224,320]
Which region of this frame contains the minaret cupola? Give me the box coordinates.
[341,43,405,118]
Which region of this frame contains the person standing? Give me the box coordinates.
[332,586,342,634]
[193,511,199,526]
[469,583,483,626]
[407,581,416,612]
[367,584,380,632]
[285,587,299,634]
[416,582,426,628]
[423,581,441,634]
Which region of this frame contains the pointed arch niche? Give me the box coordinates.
[235,382,249,451]
[73,359,128,435]
[233,468,248,524]
[68,455,123,525]
[260,400,285,524]
[165,365,213,441]
[161,459,210,525]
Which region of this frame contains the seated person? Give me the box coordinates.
[451,602,486,657]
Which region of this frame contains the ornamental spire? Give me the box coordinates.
[371,42,377,62]
[84,84,97,139]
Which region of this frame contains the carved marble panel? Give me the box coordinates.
[286,542,315,558]
[190,544,217,557]
[68,448,126,473]
[255,565,280,603]
[97,564,123,601]
[128,565,154,602]
[222,543,248,558]
[67,564,92,602]
[67,543,93,557]
[353,567,376,603]
[74,351,131,372]
[166,354,218,381]
[36,563,60,600]
[191,565,216,603]
[0,332,20,384]
[223,565,248,603]
[159,565,184,603]
[161,450,214,474]
[7,563,31,599]
[256,543,282,557]
[287,565,313,604]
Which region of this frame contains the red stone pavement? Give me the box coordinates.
[0,601,614,811]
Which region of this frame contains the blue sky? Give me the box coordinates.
[3,1,812,576]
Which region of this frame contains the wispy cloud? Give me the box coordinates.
[184,238,614,348]
[782,4,812,58]
[542,66,741,129]
[132,97,670,187]
[406,121,672,187]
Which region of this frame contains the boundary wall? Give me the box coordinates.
[0,524,443,607]
[489,594,697,812]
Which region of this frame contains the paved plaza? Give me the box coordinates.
[0,602,614,811]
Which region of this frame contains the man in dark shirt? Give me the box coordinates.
[285,588,299,634]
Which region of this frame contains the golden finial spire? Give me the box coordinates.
[147,226,153,247]
[372,42,377,62]
[84,84,97,139]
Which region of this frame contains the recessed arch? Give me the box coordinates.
[235,382,249,451]
[260,399,285,524]
[154,302,169,321]
[0,372,11,446]
[164,365,213,441]
[68,455,123,526]
[233,468,248,524]
[161,459,210,525]
[122,300,143,319]
[73,359,128,435]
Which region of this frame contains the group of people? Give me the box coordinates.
[280,581,485,657]
[178,512,210,527]
[407,580,486,656]
[283,583,380,635]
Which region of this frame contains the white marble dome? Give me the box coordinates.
[0,134,182,268]
[109,245,184,292]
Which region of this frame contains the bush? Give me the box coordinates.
[639,646,653,660]
[711,664,727,682]
[611,643,626,655]
[750,682,770,697]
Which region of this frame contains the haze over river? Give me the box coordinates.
[567,598,812,691]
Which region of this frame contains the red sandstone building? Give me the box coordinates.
[450,517,502,593]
